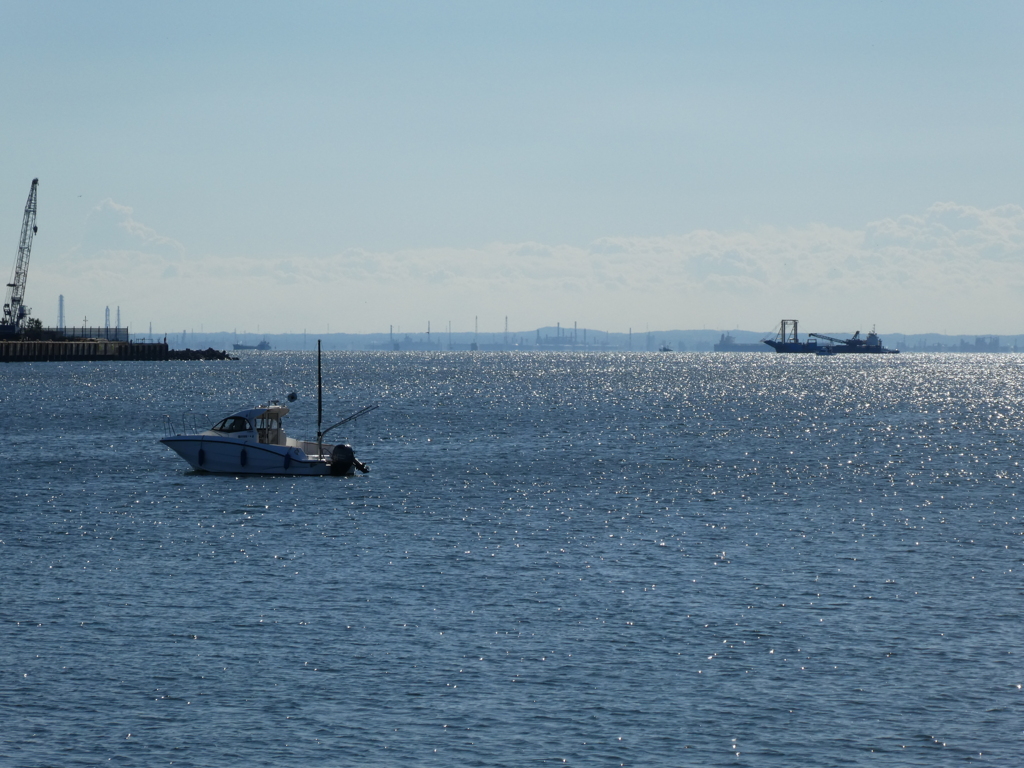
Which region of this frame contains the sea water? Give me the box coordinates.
[2,352,1022,767]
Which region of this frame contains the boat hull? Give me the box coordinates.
[160,435,346,475]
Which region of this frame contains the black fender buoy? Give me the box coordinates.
[198,447,206,467]
[330,444,355,475]
[240,448,248,467]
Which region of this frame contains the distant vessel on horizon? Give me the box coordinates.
[714,333,770,352]
[233,339,272,351]
[763,320,898,354]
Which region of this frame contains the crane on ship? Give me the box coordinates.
[809,330,867,348]
[809,328,898,353]
[2,178,39,337]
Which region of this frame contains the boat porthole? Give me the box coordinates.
[283,453,291,470]
[198,448,205,466]
[240,448,248,467]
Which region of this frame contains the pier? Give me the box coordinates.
[0,339,169,362]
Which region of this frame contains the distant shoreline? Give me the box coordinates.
[144,327,1022,354]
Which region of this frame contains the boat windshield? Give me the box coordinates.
[212,416,252,433]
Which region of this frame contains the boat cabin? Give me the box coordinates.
[203,404,293,446]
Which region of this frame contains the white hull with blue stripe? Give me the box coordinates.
[161,432,336,475]
[161,401,370,476]
[161,341,375,477]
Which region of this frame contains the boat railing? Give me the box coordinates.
[163,413,209,437]
[297,439,331,458]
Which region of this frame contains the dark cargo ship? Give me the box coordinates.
[763,320,899,354]
[714,333,770,352]
[233,339,272,351]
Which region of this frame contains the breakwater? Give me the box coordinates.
[0,339,169,362]
[168,347,237,361]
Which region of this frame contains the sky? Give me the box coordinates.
[2,1,1023,336]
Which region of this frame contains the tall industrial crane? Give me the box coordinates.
[2,178,39,336]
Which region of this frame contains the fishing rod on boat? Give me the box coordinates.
[321,403,380,439]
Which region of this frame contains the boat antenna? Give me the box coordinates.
[316,339,323,457]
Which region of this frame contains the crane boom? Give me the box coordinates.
[809,331,862,346]
[3,178,39,334]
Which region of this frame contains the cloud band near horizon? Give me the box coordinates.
[30,200,1024,336]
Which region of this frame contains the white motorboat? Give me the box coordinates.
[161,341,376,476]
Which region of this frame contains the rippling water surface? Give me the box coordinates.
[2,352,1022,766]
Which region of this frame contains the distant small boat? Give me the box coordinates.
[658,345,673,352]
[815,346,836,356]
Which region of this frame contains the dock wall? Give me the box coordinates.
[0,340,169,362]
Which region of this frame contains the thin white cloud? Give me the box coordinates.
[70,199,186,262]
[28,201,1024,334]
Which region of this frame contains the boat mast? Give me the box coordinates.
[316,339,323,457]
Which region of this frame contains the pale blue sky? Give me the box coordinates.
[2,1,1023,334]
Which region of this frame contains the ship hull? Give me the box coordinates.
[829,347,898,354]
[763,340,820,353]
[764,340,898,354]
[160,435,344,475]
